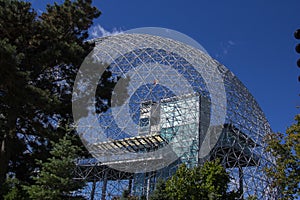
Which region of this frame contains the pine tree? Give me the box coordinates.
[0,0,100,194]
[24,135,85,200]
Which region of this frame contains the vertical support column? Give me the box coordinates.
[145,171,156,200]
[142,172,147,197]
[239,167,244,200]
[101,167,108,200]
[146,172,151,200]
[90,178,97,200]
[128,176,133,195]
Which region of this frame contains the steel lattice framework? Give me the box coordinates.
[72,33,276,199]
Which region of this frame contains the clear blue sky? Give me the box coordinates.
[29,0,300,134]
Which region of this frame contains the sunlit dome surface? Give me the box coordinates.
[73,33,275,199]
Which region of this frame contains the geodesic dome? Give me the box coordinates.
[72,33,275,199]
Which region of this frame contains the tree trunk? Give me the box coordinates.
[0,132,12,194]
[0,108,16,193]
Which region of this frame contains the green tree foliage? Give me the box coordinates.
[150,160,238,200]
[149,179,169,200]
[0,0,101,197]
[2,177,26,200]
[265,114,300,199]
[23,135,85,200]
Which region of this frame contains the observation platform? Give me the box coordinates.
[91,134,168,153]
[76,124,259,176]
